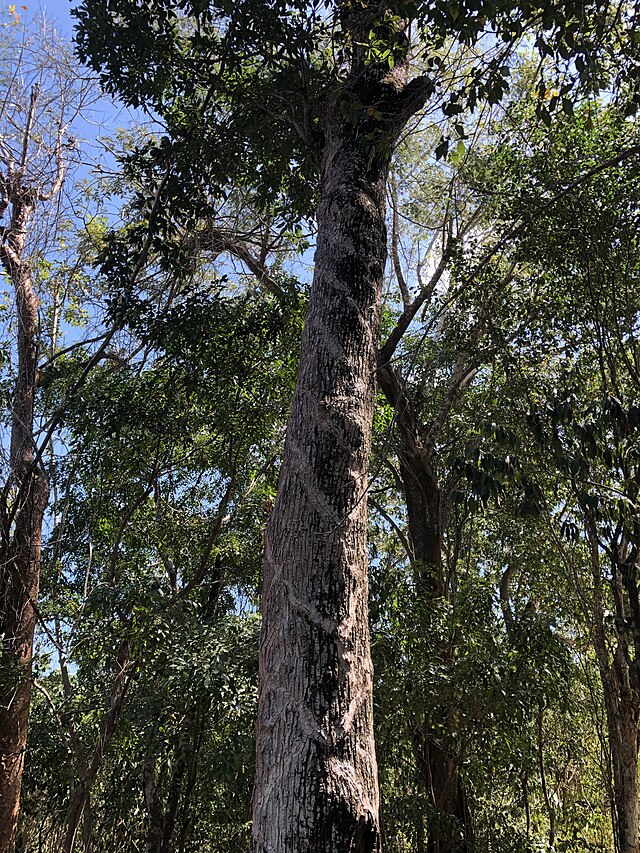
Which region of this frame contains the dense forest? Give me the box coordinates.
[0,1,639,851]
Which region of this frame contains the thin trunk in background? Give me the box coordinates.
[587,517,640,853]
[377,363,472,853]
[0,169,50,853]
[0,60,80,847]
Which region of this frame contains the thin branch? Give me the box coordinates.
[19,83,40,177]
[370,496,414,561]
[167,471,236,604]
[389,175,411,307]
[38,124,67,201]
[379,241,451,365]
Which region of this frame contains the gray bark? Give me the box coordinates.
[251,9,433,846]
[252,113,386,853]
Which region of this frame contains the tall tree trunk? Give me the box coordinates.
[251,10,432,845]
[401,449,470,853]
[252,111,387,853]
[609,696,639,853]
[0,192,49,853]
[177,697,209,853]
[144,731,190,853]
[143,760,165,853]
[593,641,640,853]
[587,521,640,853]
[406,461,470,853]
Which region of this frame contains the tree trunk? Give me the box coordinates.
[587,522,640,853]
[250,10,433,844]
[610,713,639,853]
[143,760,165,853]
[377,365,471,853]
[424,743,470,853]
[603,652,639,853]
[0,469,47,853]
[63,644,133,853]
[176,703,207,853]
[0,195,49,853]
[252,111,387,853]
[401,451,470,853]
[144,732,190,853]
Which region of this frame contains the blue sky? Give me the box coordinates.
[19,0,75,34]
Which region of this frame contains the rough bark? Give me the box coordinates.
[608,691,639,853]
[0,189,49,853]
[252,110,387,853]
[251,9,433,845]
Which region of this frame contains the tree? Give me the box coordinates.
[458,100,640,851]
[0,22,96,852]
[73,1,638,848]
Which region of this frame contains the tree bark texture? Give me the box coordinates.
[0,190,49,853]
[250,8,434,845]
[252,112,387,853]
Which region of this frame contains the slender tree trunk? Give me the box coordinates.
[403,448,470,853]
[0,194,49,853]
[177,698,209,853]
[144,731,190,853]
[160,743,188,853]
[587,522,640,853]
[377,365,471,853]
[143,760,164,853]
[537,705,555,849]
[424,746,470,853]
[81,794,94,853]
[63,644,133,853]
[601,651,640,853]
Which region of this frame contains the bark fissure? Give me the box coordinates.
[251,10,434,846]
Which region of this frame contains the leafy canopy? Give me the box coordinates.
[73,0,639,225]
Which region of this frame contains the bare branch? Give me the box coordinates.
[379,239,452,366]
[18,84,40,178]
[389,175,411,307]
[370,496,414,561]
[38,124,67,201]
